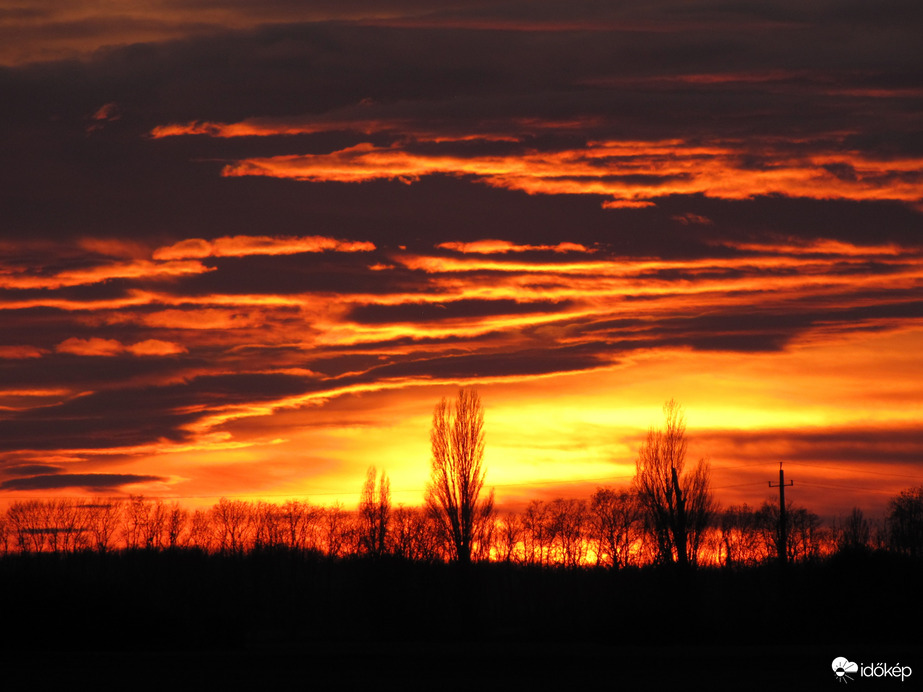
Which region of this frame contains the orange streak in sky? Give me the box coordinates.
[0,345,46,359]
[55,337,187,357]
[721,239,905,256]
[217,140,923,207]
[151,115,923,206]
[149,116,606,141]
[0,259,211,290]
[152,234,375,260]
[436,240,591,254]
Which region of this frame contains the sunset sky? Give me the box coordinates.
[1,0,921,518]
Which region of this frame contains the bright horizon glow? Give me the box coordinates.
[1,0,921,525]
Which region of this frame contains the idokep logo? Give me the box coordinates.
[832,657,913,683]
[832,658,859,683]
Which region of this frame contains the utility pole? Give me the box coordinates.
[769,462,793,566]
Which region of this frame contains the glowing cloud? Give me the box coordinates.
[56,338,187,357]
[0,346,46,359]
[0,259,210,290]
[126,340,189,356]
[56,338,125,357]
[219,140,923,208]
[153,234,375,260]
[437,240,591,254]
[3,1,922,515]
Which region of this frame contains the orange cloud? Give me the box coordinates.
[56,337,186,357]
[0,345,46,359]
[149,114,596,142]
[602,200,657,209]
[137,308,269,331]
[0,259,210,290]
[56,338,125,357]
[126,339,188,356]
[436,240,591,254]
[219,139,923,207]
[152,234,375,260]
[77,238,150,259]
[671,213,713,225]
[150,118,385,139]
[719,238,906,257]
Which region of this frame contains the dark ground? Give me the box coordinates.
[1,549,919,690]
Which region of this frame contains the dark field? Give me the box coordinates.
[1,550,919,689]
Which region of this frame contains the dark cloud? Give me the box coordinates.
[700,425,923,466]
[360,342,610,381]
[346,298,575,324]
[0,371,316,452]
[0,0,919,501]
[0,464,64,478]
[1,5,919,247]
[0,473,166,491]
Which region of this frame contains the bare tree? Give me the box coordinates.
[547,498,589,567]
[123,495,148,549]
[51,499,86,553]
[836,506,871,554]
[211,498,253,554]
[322,502,348,557]
[252,501,285,550]
[887,485,923,558]
[186,509,214,551]
[754,500,826,563]
[142,500,168,549]
[425,388,494,564]
[280,499,320,551]
[359,466,391,556]
[494,512,524,563]
[0,512,8,555]
[389,505,440,561]
[522,499,552,566]
[82,498,123,553]
[788,505,824,562]
[164,502,190,549]
[633,399,715,568]
[590,487,642,568]
[7,500,41,552]
[718,504,765,567]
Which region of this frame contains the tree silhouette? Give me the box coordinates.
[887,485,923,558]
[522,499,551,565]
[717,504,764,567]
[590,487,642,568]
[359,465,391,556]
[211,497,253,554]
[633,399,715,568]
[425,387,494,564]
[547,497,589,567]
[836,506,871,554]
[389,505,440,560]
[755,500,825,563]
[280,499,320,551]
[83,498,123,553]
[495,511,523,563]
[322,502,348,557]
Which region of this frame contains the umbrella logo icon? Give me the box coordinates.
[832,657,859,683]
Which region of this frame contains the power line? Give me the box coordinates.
[797,480,897,495]
[711,481,767,490]
[709,462,769,472]
[783,460,923,480]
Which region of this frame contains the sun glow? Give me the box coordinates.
[2,1,922,527]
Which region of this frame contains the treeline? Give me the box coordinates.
[2,484,922,565]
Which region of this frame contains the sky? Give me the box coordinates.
[1,0,921,518]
